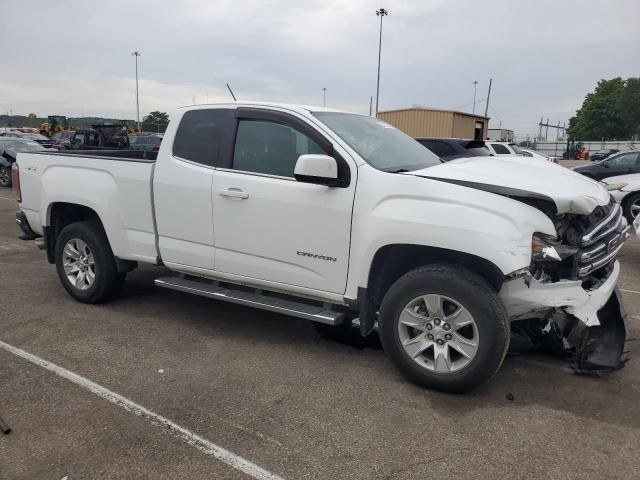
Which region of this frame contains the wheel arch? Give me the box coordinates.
[366,244,505,308]
[45,202,105,263]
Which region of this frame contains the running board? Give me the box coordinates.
[154,276,344,325]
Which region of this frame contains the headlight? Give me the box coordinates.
[606,183,628,191]
[531,233,578,261]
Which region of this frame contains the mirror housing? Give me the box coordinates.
[294,154,342,187]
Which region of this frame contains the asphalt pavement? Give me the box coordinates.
[1,187,639,480]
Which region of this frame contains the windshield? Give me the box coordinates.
[508,143,523,154]
[313,112,442,171]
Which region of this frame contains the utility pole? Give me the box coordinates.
[322,87,327,107]
[132,51,141,131]
[375,8,388,117]
[484,78,492,117]
[472,80,479,115]
[369,96,373,116]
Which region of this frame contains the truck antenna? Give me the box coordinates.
[226,83,237,102]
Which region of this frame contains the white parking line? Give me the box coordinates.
[0,196,16,202]
[621,289,640,295]
[0,340,285,480]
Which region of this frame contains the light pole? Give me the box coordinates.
[132,51,141,131]
[472,80,479,115]
[322,87,327,107]
[375,8,388,117]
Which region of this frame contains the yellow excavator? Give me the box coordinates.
[39,115,71,137]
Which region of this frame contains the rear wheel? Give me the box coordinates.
[55,221,125,303]
[622,192,640,224]
[0,166,11,187]
[378,265,510,393]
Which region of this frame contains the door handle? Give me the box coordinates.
[218,188,249,199]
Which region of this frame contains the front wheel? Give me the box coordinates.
[0,166,11,187]
[378,265,510,393]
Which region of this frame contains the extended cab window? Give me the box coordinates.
[173,109,233,166]
[233,120,324,177]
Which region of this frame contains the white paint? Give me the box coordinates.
[0,195,16,202]
[0,340,285,480]
[621,289,640,295]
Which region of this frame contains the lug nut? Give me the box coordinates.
[445,334,452,340]
[443,323,451,331]
[426,324,433,330]
[434,318,441,326]
[427,334,434,340]
[436,339,444,345]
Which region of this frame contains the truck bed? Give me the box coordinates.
[17,151,158,264]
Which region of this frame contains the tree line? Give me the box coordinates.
[568,77,640,141]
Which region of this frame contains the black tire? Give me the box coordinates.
[378,265,510,393]
[0,166,11,188]
[622,192,640,224]
[55,221,125,303]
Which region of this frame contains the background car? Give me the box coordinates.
[602,173,640,223]
[484,141,523,156]
[129,133,163,152]
[415,137,490,161]
[573,150,640,181]
[590,148,620,162]
[50,130,76,149]
[520,148,560,163]
[0,138,47,187]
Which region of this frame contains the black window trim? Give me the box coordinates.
[231,107,351,188]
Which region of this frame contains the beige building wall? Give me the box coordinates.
[378,108,488,139]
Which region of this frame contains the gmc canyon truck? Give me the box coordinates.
[13,102,631,392]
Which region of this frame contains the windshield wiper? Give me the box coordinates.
[387,168,410,173]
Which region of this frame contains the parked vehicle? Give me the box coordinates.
[415,138,490,161]
[0,132,54,149]
[13,102,630,392]
[129,133,163,152]
[603,174,640,223]
[520,148,560,164]
[484,141,523,156]
[0,138,47,187]
[58,125,130,150]
[50,130,75,148]
[590,149,620,162]
[573,150,640,181]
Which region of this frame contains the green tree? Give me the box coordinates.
[26,113,38,128]
[568,78,627,140]
[141,111,169,132]
[618,77,640,139]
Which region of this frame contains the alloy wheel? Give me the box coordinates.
[62,238,96,290]
[397,294,479,373]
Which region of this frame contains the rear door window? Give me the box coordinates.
[173,109,235,167]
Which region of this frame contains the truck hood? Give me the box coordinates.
[410,156,610,215]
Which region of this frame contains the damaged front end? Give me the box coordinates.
[500,199,631,375]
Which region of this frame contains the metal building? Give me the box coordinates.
[377,107,489,140]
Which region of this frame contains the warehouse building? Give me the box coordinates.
[377,107,489,140]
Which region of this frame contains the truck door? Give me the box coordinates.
[153,108,235,271]
[211,108,356,294]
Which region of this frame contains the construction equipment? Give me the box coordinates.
[39,115,71,137]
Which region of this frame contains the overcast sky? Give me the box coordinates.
[1,0,639,137]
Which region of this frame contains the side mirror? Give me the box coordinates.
[294,154,341,187]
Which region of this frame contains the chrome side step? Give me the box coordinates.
[154,276,344,325]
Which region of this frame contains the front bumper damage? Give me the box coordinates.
[500,261,629,374]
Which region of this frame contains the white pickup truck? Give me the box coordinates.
[13,102,631,392]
